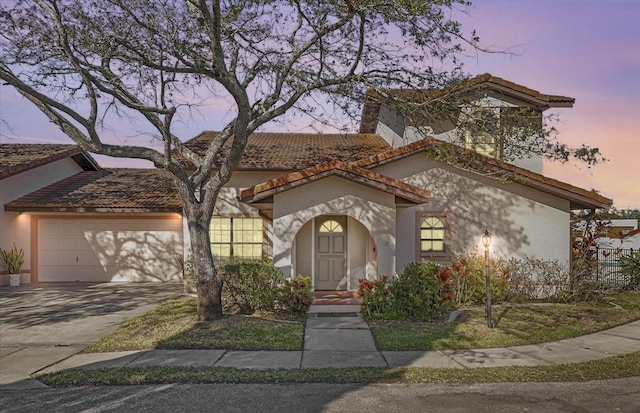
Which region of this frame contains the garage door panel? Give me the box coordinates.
[38,218,183,282]
[40,252,61,266]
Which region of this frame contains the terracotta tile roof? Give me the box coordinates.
[240,160,430,205]
[473,73,575,106]
[0,143,99,179]
[359,73,575,133]
[181,132,390,170]
[5,169,182,213]
[353,139,612,210]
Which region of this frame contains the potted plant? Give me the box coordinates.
[0,245,25,286]
[176,254,196,294]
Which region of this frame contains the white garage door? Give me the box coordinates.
[38,217,183,282]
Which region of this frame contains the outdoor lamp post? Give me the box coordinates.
[482,229,494,328]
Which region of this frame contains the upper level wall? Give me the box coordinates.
[214,170,286,215]
[372,153,571,268]
[374,95,545,173]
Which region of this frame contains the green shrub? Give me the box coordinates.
[359,263,455,321]
[222,258,283,313]
[445,251,509,307]
[358,276,390,318]
[504,257,569,301]
[387,262,454,321]
[620,251,640,290]
[276,275,313,314]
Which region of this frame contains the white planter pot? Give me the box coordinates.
[9,273,20,287]
[183,279,196,294]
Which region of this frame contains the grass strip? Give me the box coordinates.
[84,298,304,352]
[370,292,640,351]
[37,351,640,387]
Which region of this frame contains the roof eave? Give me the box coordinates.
[240,163,430,205]
[4,205,183,214]
[0,147,100,180]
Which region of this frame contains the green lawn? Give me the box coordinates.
[84,297,304,352]
[38,291,640,386]
[368,291,640,351]
[37,351,640,386]
[85,291,640,354]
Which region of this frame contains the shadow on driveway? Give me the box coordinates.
[0,282,183,346]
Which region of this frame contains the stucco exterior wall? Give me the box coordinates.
[0,158,84,284]
[271,176,396,283]
[375,96,544,173]
[373,154,571,269]
[214,171,284,215]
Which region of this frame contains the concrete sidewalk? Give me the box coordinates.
[3,305,640,389]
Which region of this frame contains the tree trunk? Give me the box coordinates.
[182,195,224,321]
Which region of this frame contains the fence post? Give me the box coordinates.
[595,245,599,282]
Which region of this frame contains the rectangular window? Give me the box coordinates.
[210,217,263,258]
[464,107,543,161]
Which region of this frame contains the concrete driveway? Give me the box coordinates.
[0,282,183,389]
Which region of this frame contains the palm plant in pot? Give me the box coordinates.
[0,245,25,286]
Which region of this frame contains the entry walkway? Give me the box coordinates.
[3,305,640,389]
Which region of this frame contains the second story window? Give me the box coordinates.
[463,107,542,161]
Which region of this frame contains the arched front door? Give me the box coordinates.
[315,216,347,290]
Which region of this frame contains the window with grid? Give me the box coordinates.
[419,216,446,253]
[210,217,263,258]
[464,109,500,159]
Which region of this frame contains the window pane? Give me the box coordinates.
[320,220,343,233]
[211,217,263,258]
[211,244,231,258]
[419,215,446,253]
[252,231,263,243]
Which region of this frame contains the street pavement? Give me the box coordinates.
[1,378,640,413]
[1,285,639,391]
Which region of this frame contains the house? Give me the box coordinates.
[0,145,183,285]
[597,219,639,249]
[1,75,612,290]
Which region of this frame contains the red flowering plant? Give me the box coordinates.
[358,275,390,318]
[443,249,509,308]
[387,262,455,321]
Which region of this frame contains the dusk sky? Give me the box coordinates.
[1,0,638,208]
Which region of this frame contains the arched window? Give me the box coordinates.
[420,216,446,253]
[319,220,343,233]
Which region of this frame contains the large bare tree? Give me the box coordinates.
[0,0,602,319]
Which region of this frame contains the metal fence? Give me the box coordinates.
[593,247,636,286]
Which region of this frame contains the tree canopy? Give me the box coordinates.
[0,0,604,319]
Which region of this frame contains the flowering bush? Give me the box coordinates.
[358,275,390,317]
[358,262,455,321]
[276,275,313,314]
[442,250,509,307]
[388,262,455,321]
